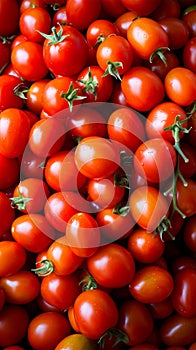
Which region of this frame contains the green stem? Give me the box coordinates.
[31,259,54,276]
[102,61,123,80]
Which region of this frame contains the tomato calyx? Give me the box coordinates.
[60,81,86,112]
[102,61,123,80]
[79,270,98,291]
[13,83,29,100]
[113,171,130,190]
[77,68,98,99]
[153,215,174,241]
[113,202,130,217]
[98,327,129,349]
[150,47,170,66]
[31,259,54,276]
[183,5,196,15]
[37,23,69,45]
[10,193,32,211]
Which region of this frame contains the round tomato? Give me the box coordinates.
[151,0,181,20]
[25,79,50,115]
[0,192,15,237]
[86,19,119,47]
[158,17,189,50]
[183,37,196,73]
[115,11,138,38]
[120,0,161,16]
[55,334,97,350]
[183,215,196,252]
[0,0,19,37]
[0,241,26,277]
[144,50,180,80]
[66,0,101,31]
[0,75,25,112]
[176,178,196,217]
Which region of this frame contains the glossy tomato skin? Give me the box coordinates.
[120,0,161,16]
[183,215,196,252]
[182,8,196,38]
[0,305,29,347]
[144,50,180,80]
[87,243,135,288]
[25,79,50,115]
[121,66,165,112]
[66,0,101,31]
[158,17,189,50]
[183,37,196,73]
[171,268,196,317]
[73,289,119,339]
[176,178,196,217]
[20,146,45,180]
[129,265,174,303]
[118,300,154,346]
[0,75,25,112]
[86,19,119,47]
[0,241,26,277]
[27,311,71,350]
[0,192,15,237]
[55,333,97,350]
[115,10,138,38]
[151,0,181,20]
[43,25,88,77]
[0,0,19,37]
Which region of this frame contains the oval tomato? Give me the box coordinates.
[120,0,161,16]
[55,334,97,350]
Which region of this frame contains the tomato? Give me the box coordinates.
[171,268,196,317]
[160,314,196,346]
[134,138,176,184]
[115,10,138,38]
[183,215,196,252]
[20,0,46,13]
[0,154,19,191]
[121,66,165,112]
[129,265,174,303]
[66,212,100,257]
[107,107,145,152]
[55,333,97,350]
[11,41,48,81]
[183,37,196,73]
[11,214,54,253]
[0,42,10,73]
[145,102,187,143]
[27,311,71,350]
[42,25,88,77]
[151,0,181,20]
[129,186,170,233]
[164,67,196,107]
[118,300,154,346]
[109,81,129,106]
[148,297,174,319]
[179,142,196,178]
[28,118,66,158]
[182,7,196,38]
[158,17,189,50]
[171,255,196,275]
[12,178,50,213]
[87,243,135,288]
[127,17,169,62]
[0,192,15,238]
[73,289,119,339]
[144,50,180,80]
[0,287,5,311]
[20,146,45,179]
[0,270,40,304]
[66,0,101,31]
[0,241,26,277]
[74,136,120,179]
[0,305,29,347]
[127,228,165,264]
[77,66,114,102]
[86,19,119,48]
[25,79,50,115]
[0,75,25,112]
[101,0,126,19]
[0,0,19,37]
[96,35,133,79]
[120,0,161,16]
[176,178,196,217]
[40,272,81,310]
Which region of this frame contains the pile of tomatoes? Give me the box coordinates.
[0,0,196,349]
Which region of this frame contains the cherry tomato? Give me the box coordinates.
[0,241,26,277]
[27,311,71,350]
[0,192,15,238]
[74,289,119,339]
[158,17,189,50]
[0,42,10,74]
[144,50,180,80]
[129,265,174,303]
[151,0,181,20]
[183,37,196,73]
[86,19,119,48]
[20,146,45,179]
[182,7,196,38]
[0,154,19,190]
[148,297,173,319]
[183,215,196,252]
[20,0,46,13]
[66,0,101,31]
[176,178,196,217]
[25,79,50,115]
[115,10,138,38]
[52,5,67,27]
[0,75,25,112]
[101,0,126,19]
[55,333,97,350]
[120,0,161,16]
[0,0,19,37]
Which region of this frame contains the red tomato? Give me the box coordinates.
[20,0,46,13]
[151,0,181,20]
[0,192,15,238]
[74,289,119,339]
[55,334,97,350]
[120,0,161,16]
[74,136,120,179]
[87,243,135,288]
[42,25,88,77]
[144,50,180,80]
[0,288,5,311]
[118,300,154,346]
[129,265,174,303]
[148,297,173,319]
[182,7,196,38]
[25,79,50,115]
[164,67,196,106]
[176,178,196,217]
[183,37,196,73]
[0,0,19,37]
[0,241,26,277]
[115,10,138,38]
[11,41,48,81]
[40,272,81,310]
[11,214,54,253]
[101,0,126,19]
[121,66,165,112]
[27,311,71,350]
[0,305,29,347]
[158,17,189,50]
[20,146,45,179]
[66,0,101,31]
[183,215,196,252]
[0,43,10,76]
[86,19,119,47]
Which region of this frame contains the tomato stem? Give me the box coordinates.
[113,202,130,216]
[77,68,98,98]
[98,327,129,348]
[60,81,86,112]
[79,270,98,291]
[37,23,69,45]
[102,61,123,80]
[10,194,32,211]
[31,259,54,276]
[13,83,29,100]
[153,216,174,241]
[113,171,130,190]
[150,47,170,66]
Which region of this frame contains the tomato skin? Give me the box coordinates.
[0,241,26,277]
[11,41,48,81]
[158,17,189,50]
[121,67,165,112]
[127,17,169,61]
[27,311,71,350]
[118,300,154,346]
[66,0,101,31]
[129,186,169,232]
[55,333,97,350]
[0,192,15,238]
[171,268,196,317]
[0,305,29,347]
[183,37,196,73]
[0,75,25,112]
[101,0,126,19]
[176,178,196,217]
[40,272,81,311]
[144,50,180,80]
[43,25,88,77]
[115,10,138,38]
[74,289,119,339]
[86,19,119,47]
[151,0,181,20]
[129,265,174,303]
[148,297,174,319]
[20,146,45,179]
[160,314,196,346]
[182,8,196,38]
[87,243,135,288]
[164,67,196,107]
[0,0,19,37]
[183,215,196,252]
[25,79,50,115]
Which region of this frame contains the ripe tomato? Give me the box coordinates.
[127,228,165,263]
[86,19,119,47]
[118,300,154,346]
[129,186,170,233]
[20,146,45,179]
[27,311,71,350]
[55,333,97,350]
[0,75,24,112]
[101,0,126,19]
[42,25,88,77]
[176,178,196,217]
[11,41,48,81]
[127,17,169,62]
[151,0,181,20]
[0,41,10,73]
[121,66,165,112]
[0,0,19,37]
[87,243,135,288]
[182,7,196,38]
[183,37,196,73]
[11,214,54,252]
[0,192,15,237]
[74,136,120,179]
[19,0,46,13]
[158,17,189,50]
[73,289,119,339]
[115,10,138,38]
[40,272,81,310]
[120,0,161,15]
[0,241,26,277]
[25,79,50,115]
[0,288,5,311]
[144,50,180,80]
[0,305,29,347]
[129,265,174,303]
[148,297,173,319]
[66,0,101,31]
[96,35,133,79]
[164,67,196,106]
[183,215,196,252]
